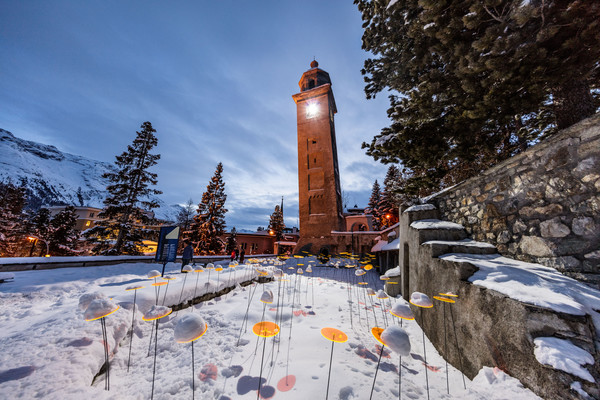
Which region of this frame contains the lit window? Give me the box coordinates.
[85,221,91,227]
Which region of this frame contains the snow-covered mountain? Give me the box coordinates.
[0,128,180,221]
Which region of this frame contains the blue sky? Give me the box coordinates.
[0,1,392,231]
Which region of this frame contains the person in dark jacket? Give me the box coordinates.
[239,248,245,264]
[181,240,194,272]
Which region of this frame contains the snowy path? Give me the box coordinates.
[0,259,540,399]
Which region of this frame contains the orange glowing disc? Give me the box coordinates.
[409,300,434,309]
[152,281,168,286]
[364,265,373,271]
[215,267,223,272]
[371,327,385,346]
[321,327,348,343]
[288,267,295,270]
[358,282,368,285]
[252,321,280,338]
[433,296,456,303]
[380,276,390,280]
[439,292,458,298]
[163,276,176,280]
[387,282,398,284]
[126,285,144,291]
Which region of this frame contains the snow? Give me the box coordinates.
[381,238,400,251]
[174,313,207,343]
[387,0,399,9]
[423,22,435,30]
[380,326,411,356]
[78,291,107,311]
[84,298,119,321]
[260,290,274,304]
[143,305,172,321]
[384,266,401,278]
[390,301,414,320]
[423,239,496,249]
[570,381,592,399]
[0,258,542,399]
[411,219,464,230]
[371,240,387,252]
[404,204,436,212]
[376,289,388,299]
[533,337,594,382]
[0,272,15,281]
[438,254,600,333]
[410,292,433,308]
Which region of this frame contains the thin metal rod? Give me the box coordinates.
[325,339,335,400]
[127,290,137,372]
[257,336,267,400]
[151,320,159,400]
[191,341,195,400]
[422,329,430,400]
[369,344,385,400]
[449,304,467,389]
[444,302,449,394]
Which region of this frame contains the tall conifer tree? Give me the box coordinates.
[356,0,600,194]
[0,181,27,257]
[379,166,400,228]
[85,121,161,255]
[191,163,228,255]
[367,180,382,230]
[268,205,285,241]
[49,206,79,256]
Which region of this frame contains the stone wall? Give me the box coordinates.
[429,113,600,288]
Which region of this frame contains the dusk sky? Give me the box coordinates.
[0,1,392,231]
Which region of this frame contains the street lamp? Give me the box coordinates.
[27,236,50,257]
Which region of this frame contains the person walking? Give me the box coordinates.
[239,247,245,264]
[181,240,194,272]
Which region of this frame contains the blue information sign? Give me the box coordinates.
[155,226,180,263]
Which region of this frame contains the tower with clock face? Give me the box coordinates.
[292,60,345,255]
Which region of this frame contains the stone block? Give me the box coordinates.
[572,217,596,237]
[519,236,554,257]
[540,218,571,238]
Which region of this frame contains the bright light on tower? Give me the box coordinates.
[306,102,319,118]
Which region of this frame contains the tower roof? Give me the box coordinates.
[298,60,332,92]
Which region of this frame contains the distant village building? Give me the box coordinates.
[48,205,102,231]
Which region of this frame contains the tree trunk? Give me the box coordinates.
[553,79,595,130]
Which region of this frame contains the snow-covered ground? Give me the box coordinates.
[0,258,541,399]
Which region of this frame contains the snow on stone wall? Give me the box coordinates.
[428,113,600,289]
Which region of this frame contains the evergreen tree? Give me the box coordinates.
[356,0,600,194]
[191,163,228,255]
[379,166,400,228]
[226,227,238,255]
[268,205,285,241]
[0,181,27,257]
[49,206,79,256]
[366,180,382,230]
[28,207,52,256]
[85,121,162,255]
[177,198,196,243]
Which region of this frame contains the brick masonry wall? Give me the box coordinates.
[429,113,600,288]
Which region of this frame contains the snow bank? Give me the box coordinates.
[384,266,400,277]
[405,204,436,212]
[533,337,594,382]
[439,254,600,333]
[411,219,464,230]
[423,239,496,249]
